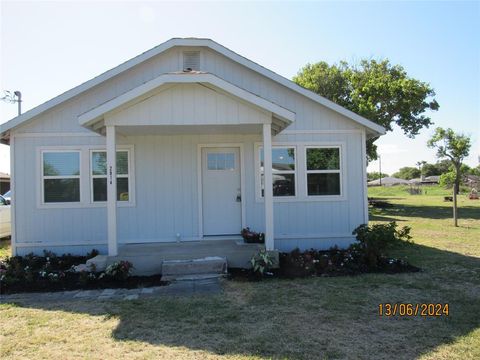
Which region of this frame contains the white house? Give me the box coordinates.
[0,38,385,262]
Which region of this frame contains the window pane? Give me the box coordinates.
[93,178,129,201]
[260,148,295,172]
[217,153,226,169]
[92,152,107,175]
[116,151,129,175]
[93,178,107,202]
[43,152,80,176]
[261,173,295,197]
[207,153,234,170]
[92,151,128,175]
[225,153,235,170]
[44,179,80,202]
[207,154,217,170]
[307,173,340,196]
[117,178,129,201]
[306,148,340,170]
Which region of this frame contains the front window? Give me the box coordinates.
[91,150,130,202]
[260,147,296,197]
[42,151,81,203]
[306,147,341,196]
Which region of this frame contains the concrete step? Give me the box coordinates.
[164,273,226,281]
[86,255,163,276]
[161,256,227,280]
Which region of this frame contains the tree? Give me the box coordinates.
[293,59,439,160]
[435,160,452,175]
[439,164,471,188]
[470,165,480,177]
[367,172,389,181]
[416,160,427,170]
[428,128,472,227]
[392,167,421,180]
[421,163,441,177]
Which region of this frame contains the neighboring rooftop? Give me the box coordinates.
[367,177,410,186]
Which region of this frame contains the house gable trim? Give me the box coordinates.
[78,72,295,131]
[1,38,384,142]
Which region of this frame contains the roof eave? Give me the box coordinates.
[1,37,384,137]
[78,72,296,132]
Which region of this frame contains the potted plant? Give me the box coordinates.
[241,227,265,244]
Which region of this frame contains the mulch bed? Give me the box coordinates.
[1,275,169,295]
[228,261,420,282]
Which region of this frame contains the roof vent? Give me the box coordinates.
[183,51,200,71]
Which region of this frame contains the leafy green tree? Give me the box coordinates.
[470,165,480,177]
[416,160,427,171]
[435,160,453,175]
[293,59,439,160]
[439,164,471,188]
[367,172,389,181]
[421,163,443,177]
[392,167,421,180]
[428,127,472,227]
[439,171,456,188]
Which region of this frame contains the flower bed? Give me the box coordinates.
[0,250,168,295]
[229,222,420,281]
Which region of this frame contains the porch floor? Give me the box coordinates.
[89,239,265,275]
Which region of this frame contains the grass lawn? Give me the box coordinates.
[1,185,479,359]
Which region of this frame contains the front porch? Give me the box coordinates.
[77,71,296,259]
[87,239,266,276]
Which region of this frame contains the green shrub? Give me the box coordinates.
[278,222,413,277]
[352,222,412,268]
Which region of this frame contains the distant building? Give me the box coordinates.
[367,177,410,187]
[409,176,440,185]
[465,175,479,189]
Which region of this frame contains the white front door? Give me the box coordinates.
[202,147,242,236]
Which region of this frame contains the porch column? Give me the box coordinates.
[263,123,274,251]
[106,125,118,256]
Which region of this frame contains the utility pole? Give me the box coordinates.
[1,90,22,115]
[379,155,382,186]
[14,91,22,115]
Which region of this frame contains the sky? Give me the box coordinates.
[0,0,479,176]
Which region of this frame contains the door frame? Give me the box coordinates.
[197,143,246,238]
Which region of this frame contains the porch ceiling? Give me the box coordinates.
[78,72,295,136]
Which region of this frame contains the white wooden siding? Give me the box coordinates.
[106,84,270,127]
[14,131,365,253]
[11,44,370,255]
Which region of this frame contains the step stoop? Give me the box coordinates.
[161,256,227,281]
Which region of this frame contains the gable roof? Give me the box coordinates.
[79,71,295,134]
[0,38,385,142]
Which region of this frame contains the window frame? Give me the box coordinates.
[90,149,132,204]
[255,144,298,201]
[304,145,343,198]
[41,149,82,205]
[254,141,347,203]
[36,145,135,209]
